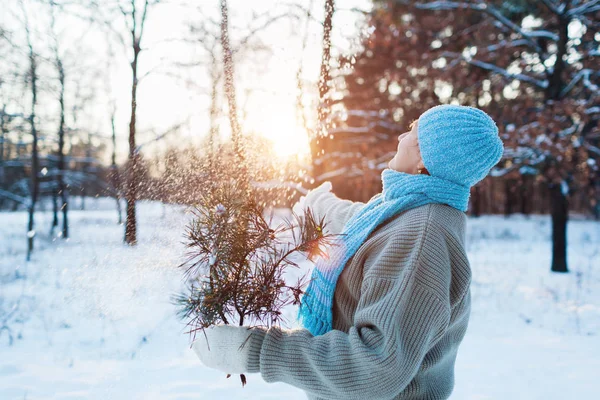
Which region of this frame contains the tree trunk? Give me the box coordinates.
[545,13,569,100]
[520,175,529,216]
[111,109,122,225]
[489,177,495,214]
[0,106,6,210]
[57,58,68,238]
[81,132,92,211]
[0,105,5,190]
[52,187,59,228]
[545,11,569,272]
[504,179,513,217]
[25,19,39,262]
[472,184,481,217]
[125,41,140,245]
[549,183,568,273]
[595,181,600,221]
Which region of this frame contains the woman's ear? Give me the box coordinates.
[417,159,430,175]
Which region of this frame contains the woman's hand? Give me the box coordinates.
[192,324,264,374]
[292,181,333,216]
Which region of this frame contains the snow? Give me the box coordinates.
[1,198,600,399]
[585,106,600,115]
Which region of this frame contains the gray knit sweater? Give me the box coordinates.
[246,189,472,400]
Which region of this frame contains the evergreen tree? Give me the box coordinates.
[321,0,599,272]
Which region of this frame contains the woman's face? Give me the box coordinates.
[388,120,426,174]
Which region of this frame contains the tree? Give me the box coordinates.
[19,0,40,261]
[122,0,155,245]
[108,96,123,224]
[412,0,600,272]
[48,2,70,238]
[86,0,162,245]
[323,0,598,271]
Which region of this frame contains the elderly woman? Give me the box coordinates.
[193,105,504,400]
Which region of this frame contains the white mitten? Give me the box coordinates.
[292,181,333,216]
[192,324,261,374]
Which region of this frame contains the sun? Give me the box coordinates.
[249,106,312,161]
[269,125,311,160]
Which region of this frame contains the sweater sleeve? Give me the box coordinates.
[246,233,452,400]
[304,188,365,235]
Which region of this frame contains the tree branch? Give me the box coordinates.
[118,2,133,34]
[567,0,600,16]
[441,51,549,88]
[234,12,301,53]
[135,118,189,152]
[415,1,554,50]
[138,0,151,43]
[484,39,530,53]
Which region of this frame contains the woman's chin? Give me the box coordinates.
[388,160,401,172]
[388,164,409,174]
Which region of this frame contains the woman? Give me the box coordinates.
[193,104,504,399]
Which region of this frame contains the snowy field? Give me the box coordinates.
[1,198,599,399]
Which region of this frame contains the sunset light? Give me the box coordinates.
[256,113,311,160]
[2,0,597,398]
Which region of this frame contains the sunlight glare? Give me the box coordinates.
[253,109,311,160]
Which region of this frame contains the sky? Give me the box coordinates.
[132,0,372,161]
[0,0,373,164]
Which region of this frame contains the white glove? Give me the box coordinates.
[192,324,263,374]
[292,181,332,216]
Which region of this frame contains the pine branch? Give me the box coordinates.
[175,157,341,344]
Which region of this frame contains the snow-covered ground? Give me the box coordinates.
[1,198,599,399]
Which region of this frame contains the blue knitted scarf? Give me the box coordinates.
[297,168,470,336]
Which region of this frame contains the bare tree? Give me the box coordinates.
[87,0,161,245]
[109,97,123,224]
[0,30,7,192]
[48,2,69,238]
[0,105,9,193]
[19,0,40,261]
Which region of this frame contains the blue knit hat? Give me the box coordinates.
[417,105,504,187]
